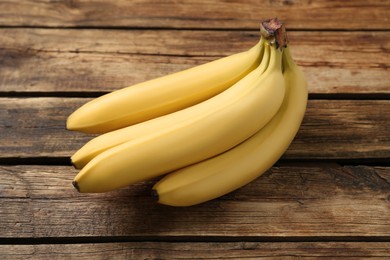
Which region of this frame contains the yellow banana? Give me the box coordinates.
[71,40,266,169]
[152,47,308,206]
[66,40,263,134]
[72,42,285,193]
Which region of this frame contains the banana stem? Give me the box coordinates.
[260,18,288,49]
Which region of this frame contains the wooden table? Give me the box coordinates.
[1,1,389,258]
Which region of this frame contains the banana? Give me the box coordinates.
[70,41,270,169]
[72,42,285,193]
[152,47,308,206]
[66,40,263,134]
[71,40,266,169]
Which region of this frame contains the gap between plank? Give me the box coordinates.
[0,25,389,32]
[0,157,388,167]
[1,92,389,100]
[0,235,389,245]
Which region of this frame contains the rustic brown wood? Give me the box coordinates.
[0,0,388,257]
[0,98,389,159]
[1,242,390,259]
[0,0,388,29]
[0,29,389,94]
[1,165,389,238]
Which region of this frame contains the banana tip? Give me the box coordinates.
[70,158,77,169]
[72,181,80,192]
[65,117,74,131]
[151,189,159,202]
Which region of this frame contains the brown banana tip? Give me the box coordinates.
[70,158,76,169]
[72,181,80,192]
[151,189,159,202]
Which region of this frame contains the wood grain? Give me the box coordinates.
[1,165,389,238]
[0,98,389,160]
[0,29,389,94]
[1,0,389,256]
[1,242,390,259]
[0,0,388,29]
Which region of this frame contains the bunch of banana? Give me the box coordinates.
[67,18,308,206]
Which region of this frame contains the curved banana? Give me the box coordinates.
[66,40,263,134]
[72,43,285,193]
[71,41,266,169]
[152,47,308,206]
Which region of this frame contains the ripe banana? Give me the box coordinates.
[66,40,263,134]
[71,40,267,169]
[152,47,308,206]
[72,42,285,193]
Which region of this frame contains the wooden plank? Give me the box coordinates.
[0,29,389,94]
[1,165,389,238]
[1,242,390,259]
[0,0,388,29]
[0,98,389,159]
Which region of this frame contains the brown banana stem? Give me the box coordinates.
[260,18,288,49]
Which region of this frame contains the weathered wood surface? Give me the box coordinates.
[1,29,389,94]
[1,242,390,259]
[1,165,389,238]
[0,0,388,30]
[0,98,389,159]
[1,0,389,256]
